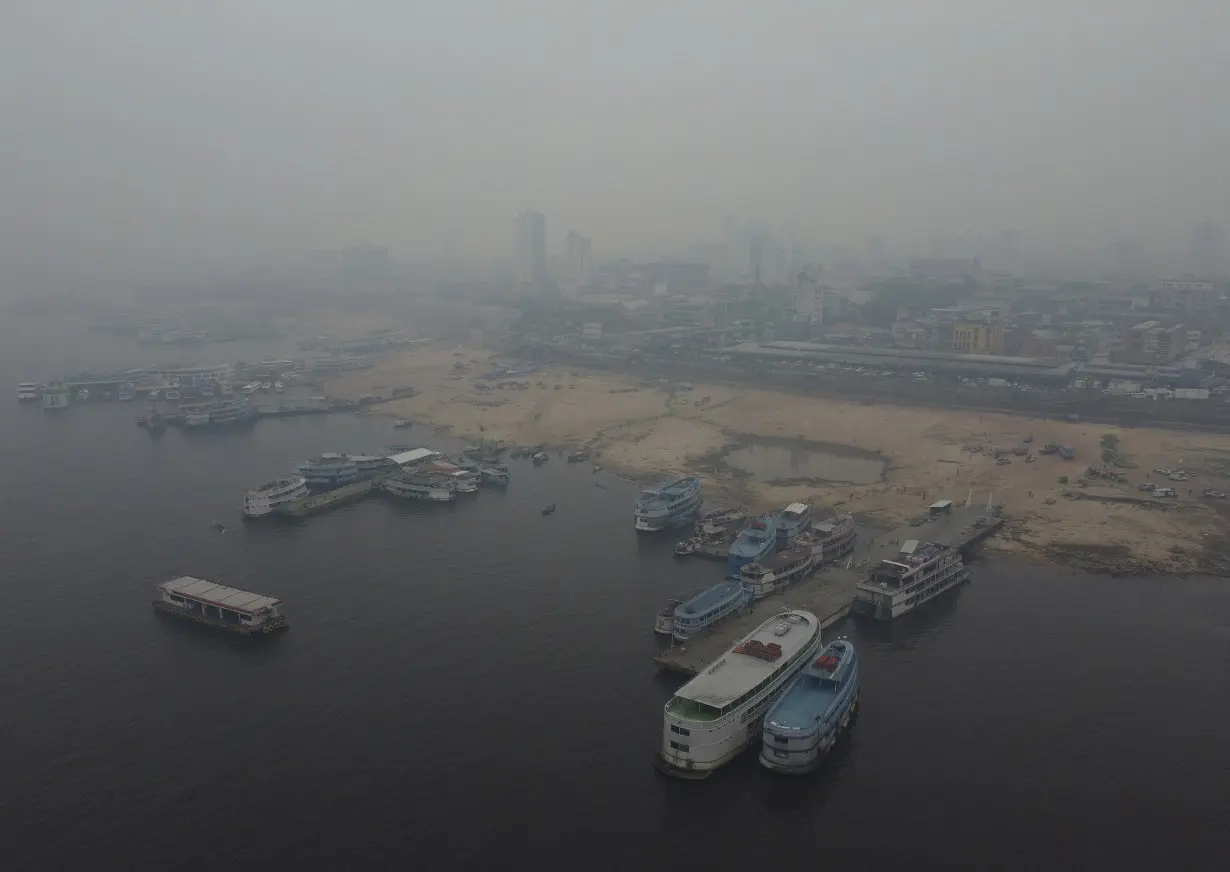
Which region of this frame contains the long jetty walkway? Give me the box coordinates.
[654,503,1003,676]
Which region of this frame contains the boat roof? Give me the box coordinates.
[159,576,281,614]
[675,580,744,617]
[674,611,818,709]
[249,476,305,493]
[642,477,697,497]
[814,514,851,533]
[781,502,809,519]
[767,639,855,729]
[387,448,439,465]
[299,454,356,466]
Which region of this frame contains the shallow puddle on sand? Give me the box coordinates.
[723,441,886,484]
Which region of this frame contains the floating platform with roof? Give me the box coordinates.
[152,576,289,635]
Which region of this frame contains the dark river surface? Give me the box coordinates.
[2,316,1229,870]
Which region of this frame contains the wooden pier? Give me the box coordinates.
[654,503,1004,677]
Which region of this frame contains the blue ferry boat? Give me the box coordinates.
[671,580,750,642]
[727,514,778,576]
[775,502,812,545]
[294,453,359,489]
[634,476,703,532]
[760,637,860,774]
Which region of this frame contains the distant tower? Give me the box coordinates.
[515,211,548,287]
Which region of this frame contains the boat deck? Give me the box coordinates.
[655,503,1004,676]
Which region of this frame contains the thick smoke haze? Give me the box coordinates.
[2,0,1228,289]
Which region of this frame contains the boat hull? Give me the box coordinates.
[760,695,860,775]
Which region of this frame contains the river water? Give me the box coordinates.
[2,317,1229,870]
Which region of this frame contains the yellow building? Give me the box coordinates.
[951,322,1004,354]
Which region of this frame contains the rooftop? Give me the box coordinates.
[782,502,809,517]
[159,576,281,615]
[675,580,744,618]
[671,611,818,712]
[387,448,440,466]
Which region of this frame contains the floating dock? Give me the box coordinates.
[654,503,1004,676]
[273,478,380,517]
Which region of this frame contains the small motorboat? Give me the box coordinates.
[541,503,556,516]
[674,538,701,557]
[532,451,549,465]
[567,450,591,463]
[393,419,412,429]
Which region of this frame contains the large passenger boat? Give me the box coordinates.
[152,576,289,636]
[670,580,750,642]
[243,476,310,517]
[739,546,816,600]
[794,513,858,564]
[382,472,455,502]
[295,453,360,489]
[760,637,860,774]
[775,502,812,545]
[726,514,778,576]
[182,398,253,427]
[851,541,969,620]
[655,610,823,778]
[634,476,703,531]
[17,382,40,401]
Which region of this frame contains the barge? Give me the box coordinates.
[152,576,289,635]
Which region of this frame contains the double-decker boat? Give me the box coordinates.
[775,502,812,545]
[17,382,40,401]
[655,610,823,778]
[726,514,778,576]
[182,398,253,427]
[670,580,750,642]
[382,472,455,502]
[243,475,310,517]
[295,453,360,489]
[153,576,289,636]
[739,546,816,600]
[760,637,860,773]
[851,541,969,620]
[794,513,858,564]
[634,477,703,532]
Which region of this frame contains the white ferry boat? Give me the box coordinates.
[739,546,816,600]
[382,472,455,502]
[851,541,969,621]
[17,382,40,401]
[243,475,310,518]
[655,610,823,778]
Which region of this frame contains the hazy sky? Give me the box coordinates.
[3,1,1229,288]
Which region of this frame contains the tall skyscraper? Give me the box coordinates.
[515,211,547,287]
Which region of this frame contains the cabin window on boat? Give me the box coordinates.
[239,614,252,623]
[670,725,690,736]
[669,742,690,752]
[774,735,789,745]
[168,594,184,603]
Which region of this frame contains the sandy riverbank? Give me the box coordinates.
[326,344,1230,576]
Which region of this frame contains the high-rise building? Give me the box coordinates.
[563,232,594,289]
[515,211,547,287]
